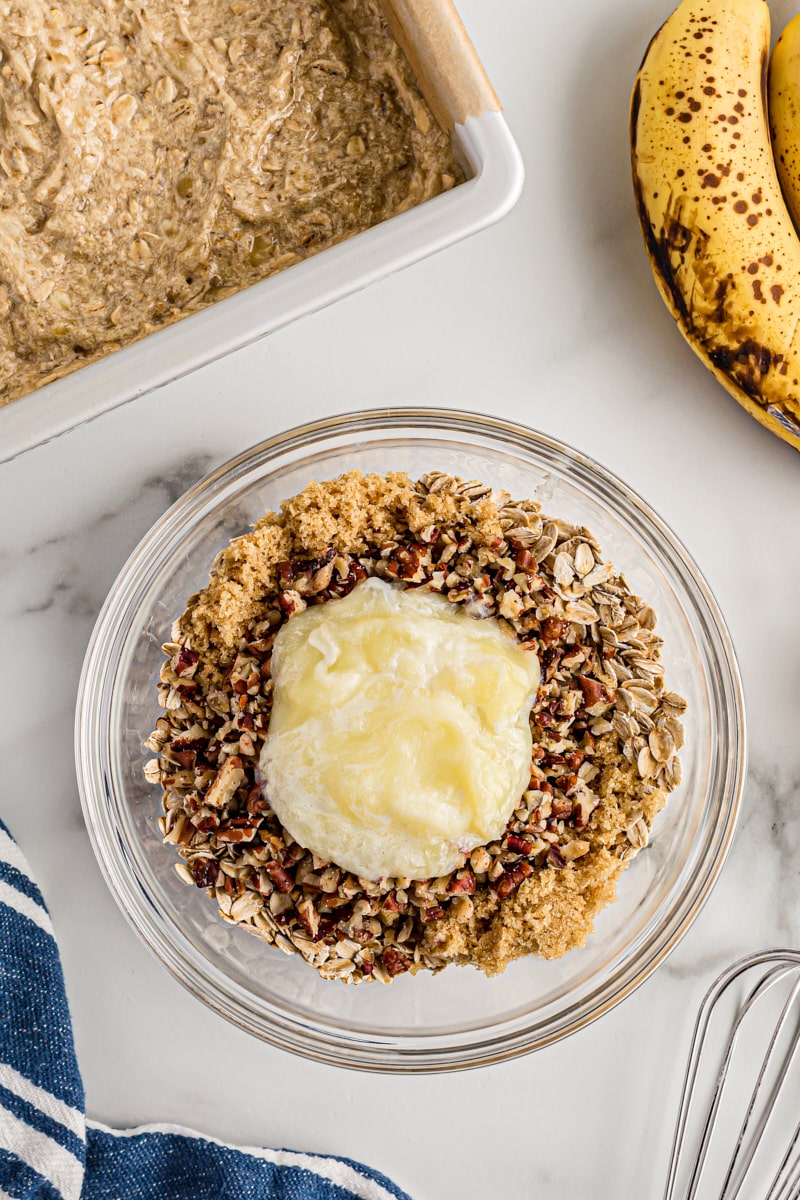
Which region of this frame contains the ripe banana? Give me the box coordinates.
[770,15,800,234]
[630,0,800,452]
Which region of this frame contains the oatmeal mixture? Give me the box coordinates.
[0,1,461,406]
[145,472,686,984]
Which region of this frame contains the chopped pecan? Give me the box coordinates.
[170,734,207,753]
[170,748,197,768]
[541,616,567,645]
[450,894,474,922]
[446,868,476,895]
[246,784,268,815]
[499,589,524,620]
[192,813,219,833]
[561,839,591,862]
[297,897,320,938]
[505,834,533,856]
[277,549,336,587]
[357,927,378,945]
[573,793,599,828]
[319,893,351,910]
[205,757,245,809]
[577,675,616,716]
[173,647,200,677]
[309,560,336,593]
[550,794,573,820]
[548,845,567,869]
[278,589,306,616]
[276,561,294,587]
[381,947,410,977]
[216,817,261,843]
[330,558,367,596]
[282,842,306,868]
[493,860,533,899]
[469,846,492,874]
[265,861,295,893]
[541,646,564,681]
[318,866,341,893]
[385,544,426,582]
[515,548,537,571]
[562,644,587,670]
[259,832,285,860]
[191,857,219,888]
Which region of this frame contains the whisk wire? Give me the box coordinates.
[765,1119,800,1200]
[722,975,800,1200]
[663,950,800,1200]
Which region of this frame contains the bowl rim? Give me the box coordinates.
[75,406,747,1072]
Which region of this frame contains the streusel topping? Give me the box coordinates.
[146,471,686,984]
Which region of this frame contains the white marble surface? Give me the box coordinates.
[2,0,800,1196]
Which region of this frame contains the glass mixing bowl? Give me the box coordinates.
[76,409,746,1072]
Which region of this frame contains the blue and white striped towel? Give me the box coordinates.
[0,819,413,1200]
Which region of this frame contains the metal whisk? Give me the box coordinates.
[664,950,800,1200]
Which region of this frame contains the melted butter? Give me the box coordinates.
[260,577,540,881]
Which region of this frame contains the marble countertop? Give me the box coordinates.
[2,0,799,1196]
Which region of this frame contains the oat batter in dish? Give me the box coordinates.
[145,472,687,985]
[0,1,461,406]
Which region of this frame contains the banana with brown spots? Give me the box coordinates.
[770,16,800,238]
[630,0,800,452]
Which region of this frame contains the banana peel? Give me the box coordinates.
[770,16,800,243]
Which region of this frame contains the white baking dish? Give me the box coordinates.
[0,1,523,463]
